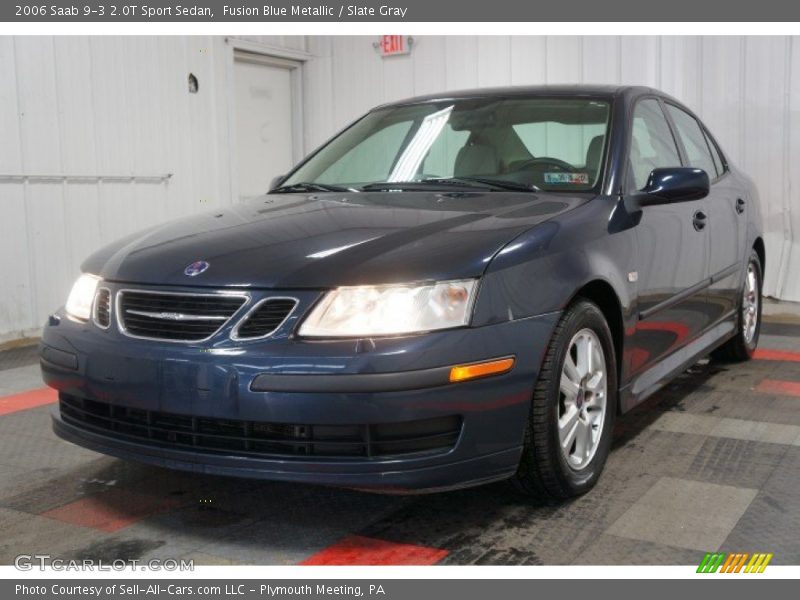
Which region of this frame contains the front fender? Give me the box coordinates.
[472,196,637,326]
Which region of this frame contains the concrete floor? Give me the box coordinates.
[1,314,800,566]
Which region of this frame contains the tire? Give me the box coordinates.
[512,299,617,501]
[711,249,762,363]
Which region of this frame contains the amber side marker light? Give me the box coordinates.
[449,357,515,383]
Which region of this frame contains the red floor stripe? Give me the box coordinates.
[41,488,184,533]
[755,379,800,398]
[300,535,448,566]
[754,348,800,363]
[0,387,57,416]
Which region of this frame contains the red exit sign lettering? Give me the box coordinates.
[378,35,413,57]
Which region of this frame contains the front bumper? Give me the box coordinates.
[41,290,559,492]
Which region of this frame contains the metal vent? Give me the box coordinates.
[93,288,111,329]
[117,290,247,342]
[233,298,298,340]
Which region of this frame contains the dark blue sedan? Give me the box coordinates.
[42,85,764,499]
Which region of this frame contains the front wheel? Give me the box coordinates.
[512,299,617,500]
[712,250,762,362]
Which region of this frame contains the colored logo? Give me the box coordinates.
[697,552,773,573]
[184,261,210,277]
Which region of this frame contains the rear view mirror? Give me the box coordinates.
[639,167,709,205]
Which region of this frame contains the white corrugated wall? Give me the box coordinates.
[0,35,307,342]
[1,35,799,342]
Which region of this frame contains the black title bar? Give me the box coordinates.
[4,0,800,22]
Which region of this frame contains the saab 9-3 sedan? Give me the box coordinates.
[42,85,764,499]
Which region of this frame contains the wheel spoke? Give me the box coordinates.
[576,336,592,377]
[559,407,580,450]
[559,405,580,435]
[585,336,593,376]
[560,371,580,400]
[586,369,605,392]
[573,420,592,460]
[564,353,581,383]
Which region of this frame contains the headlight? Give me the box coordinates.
[65,274,101,321]
[298,279,478,338]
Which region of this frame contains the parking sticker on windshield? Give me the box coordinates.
[544,172,590,184]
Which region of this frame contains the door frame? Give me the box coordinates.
[225,38,308,203]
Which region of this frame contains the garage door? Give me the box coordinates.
[234,53,299,202]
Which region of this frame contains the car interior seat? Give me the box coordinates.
[454,138,501,177]
[585,135,605,179]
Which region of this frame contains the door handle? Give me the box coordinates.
[693,210,707,231]
[736,198,746,214]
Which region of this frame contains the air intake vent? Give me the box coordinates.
[234,298,297,339]
[94,288,111,329]
[118,290,247,342]
[59,394,462,459]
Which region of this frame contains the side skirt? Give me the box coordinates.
[618,319,736,413]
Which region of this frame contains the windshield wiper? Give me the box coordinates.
[433,177,541,192]
[360,178,539,193]
[271,182,353,194]
[359,181,473,192]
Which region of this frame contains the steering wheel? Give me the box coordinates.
[511,157,575,172]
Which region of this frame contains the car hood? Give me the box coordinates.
[84,191,590,289]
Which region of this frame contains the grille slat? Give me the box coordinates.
[234,298,297,339]
[118,291,246,342]
[60,395,461,460]
[93,289,111,329]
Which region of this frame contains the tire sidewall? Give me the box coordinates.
[546,302,618,493]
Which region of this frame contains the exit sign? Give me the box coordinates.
[377,35,413,57]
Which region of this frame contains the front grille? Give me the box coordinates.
[94,289,111,328]
[59,395,462,459]
[118,290,246,342]
[235,298,297,339]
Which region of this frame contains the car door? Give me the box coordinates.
[626,98,711,375]
[664,102,743,325]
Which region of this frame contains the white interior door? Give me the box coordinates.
[234,54,297,202]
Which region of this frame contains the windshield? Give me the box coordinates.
[280,96,611,193]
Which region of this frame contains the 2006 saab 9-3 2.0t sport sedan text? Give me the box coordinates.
[42,85,764,499]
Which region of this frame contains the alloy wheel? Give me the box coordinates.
[558,328,608,470]
[742,262,759,345]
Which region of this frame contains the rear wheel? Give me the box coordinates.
[712,250,762,362]
[512,299,617,500]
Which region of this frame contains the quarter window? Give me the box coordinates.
[629,99,682,190]
[665,104,719,179]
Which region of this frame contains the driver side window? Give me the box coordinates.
[629,99,682,190]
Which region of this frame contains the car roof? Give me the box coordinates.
[377,85,667,108]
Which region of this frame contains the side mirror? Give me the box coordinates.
[269,174,286,191]
[639,167,709,205]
